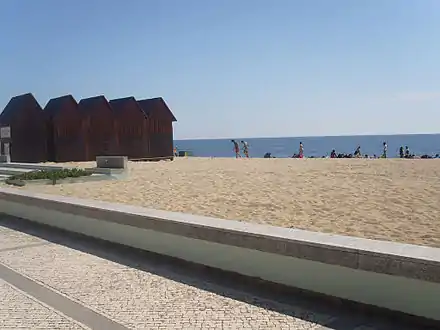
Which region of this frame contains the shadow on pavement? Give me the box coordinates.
[0,215,432,330]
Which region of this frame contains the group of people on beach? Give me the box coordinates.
[327,142,439,159]
[324,142,438,159]
[292,141,390,159]
[232,140,440,159]
[329,142,389,159]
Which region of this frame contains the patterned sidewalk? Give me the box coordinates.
[0,215,420,330]
[0,279,89,330]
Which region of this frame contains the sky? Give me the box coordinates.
[0,0,439,140]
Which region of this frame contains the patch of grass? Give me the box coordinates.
[9,168,91,181]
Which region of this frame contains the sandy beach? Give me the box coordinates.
[4,158,440,248]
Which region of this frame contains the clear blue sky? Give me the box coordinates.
[1,0,439,139]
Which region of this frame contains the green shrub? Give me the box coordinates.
[9,168,92,181]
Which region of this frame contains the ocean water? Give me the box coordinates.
[175,134,440,158]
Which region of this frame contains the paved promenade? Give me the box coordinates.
[0,215,422,330]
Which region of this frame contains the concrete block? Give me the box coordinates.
[96,156,127,169]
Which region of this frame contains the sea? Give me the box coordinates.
[174,134,440,158]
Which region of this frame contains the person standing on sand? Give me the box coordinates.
[399,146,404,158]
[382,142,387,158]
[231,140,241,158]
[405,146,410,158]
[299,142,304,158]
[241,141,249,158]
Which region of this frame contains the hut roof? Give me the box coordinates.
[78,95,112,114]
[137,97,177,122]
[0,93,42,124]
[109,96,147,118]
[44,94,78,118]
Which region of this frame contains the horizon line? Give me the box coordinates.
[175,132,440,141]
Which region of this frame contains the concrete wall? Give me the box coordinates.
[0,187,439,321]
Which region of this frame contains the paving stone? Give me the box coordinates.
[0,279,89,330]
[0,230,332,329]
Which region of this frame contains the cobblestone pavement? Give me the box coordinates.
[0,217,424,330]
[0,279,89,330]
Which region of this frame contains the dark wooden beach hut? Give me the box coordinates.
[77,95,118,161]
[109,97,150,159]
[137,97,177,159]
[0,93,47,163]
[44,95,87,162]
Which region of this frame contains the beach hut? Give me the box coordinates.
[44,95,87,162]
[109,96,150,159]
[137,97,177,158]
[0,93,47,163]
[77,95,118,161]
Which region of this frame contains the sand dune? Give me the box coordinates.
[6,157,440,248]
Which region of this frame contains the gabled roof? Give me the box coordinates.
[44,94,78,118]
[77,95,112,114]
[109,96,147,118]
[0,93,42,124]
[137,97,177,122]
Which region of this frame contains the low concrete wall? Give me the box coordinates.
[0,163,65,171]
[0,187,439,321]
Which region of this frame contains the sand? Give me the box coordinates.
[4,158,440,248]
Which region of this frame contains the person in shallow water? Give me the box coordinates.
[231,140,241,158]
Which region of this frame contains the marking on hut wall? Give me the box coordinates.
[0,126,11,139]
[0,126,11,157]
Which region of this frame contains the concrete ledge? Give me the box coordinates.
[0,163,65,171]
[85,168,126,175]
[0,187,439,321]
